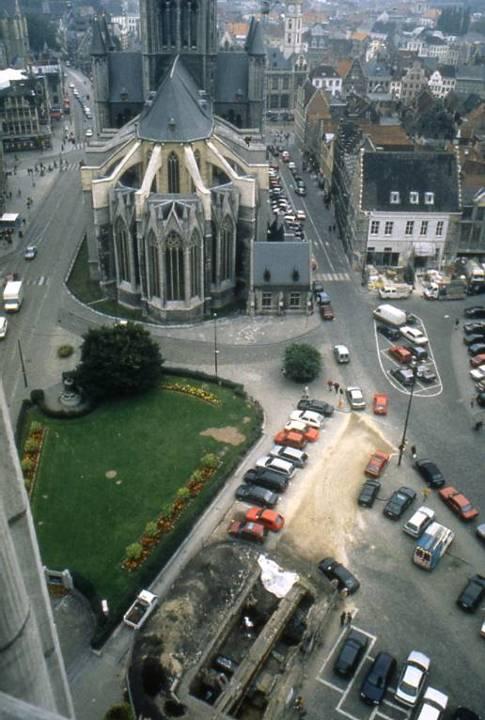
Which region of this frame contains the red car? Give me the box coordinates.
[365,451,390,478]
[273,429,308,449]
[283,420,319,442]
[228,520,265,543]
[320,304,335,320]
[373,393,389,415]
[438,486,480,521]
[389,345,413,364]
[245,507,285,532]
[470,353,485,368]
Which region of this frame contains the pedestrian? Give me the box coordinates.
[333,382,340,393]
[340,611,346,626]
[411,444,417,459]
[346,612,352,625]
[327,379,333,392]
[455,318,460,329]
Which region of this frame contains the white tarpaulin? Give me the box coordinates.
[258,556,299,598]
[414,242,435,257]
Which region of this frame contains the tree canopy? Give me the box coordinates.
[283,343,322,382]
[75,323,164,400]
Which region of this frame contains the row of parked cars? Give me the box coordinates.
[377,323,438,387]
[462,305,485,406]
[268,164,306,238]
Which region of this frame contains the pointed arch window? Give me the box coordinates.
[190,231,201,298]
[191,0,198,48]
[221,216,233,281]
[168,151,180,193]
[165,232,185,301]
[115,219,131,282]
[148,233,161,298]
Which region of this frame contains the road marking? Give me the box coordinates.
[38,276,46,286]
[316,677,344,693]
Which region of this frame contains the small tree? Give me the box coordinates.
[74,323,164,400]
[144,521,158,538]
[125,542,143,561]
[283,343,322,382]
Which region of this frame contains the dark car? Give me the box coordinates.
[476,523,485,543]
[318,557,360,594]
[469,343,485,358]
[414,459,446,488]
[464,322,485,336]
[360,652,397,705]
[235,484,278,508]
[377,324,401,341]
[297,398,334,417]
[390,367,415,387]
[243,468,288,493]
[403,344,428,361]
[456,574,485,612]
[383,486,416,519]
[477,392,485,408]
[464,333,485,346]
[358,479,381,507]
[464,306,485,319]
[334,630,369,677]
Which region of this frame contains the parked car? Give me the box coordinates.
[273,429,308,449]
[255,455,296,478]
[85,128,93,138]
[384,486,416,519]
[283,420,319,442]
[414,459,446,488]
[400,326,428,346]
[316,290,331,306]
[438,486,479,521]
[235,484,278,508]
[346,386,366,410]
[468,343,485,357]
[243,468,288,493]
[318,557,360,594]
[289,410,323,428]
[476,523,485,543]
[365,451,390,478]
[297,398,334,417]
[416,363,437,384]
[24,245,38,260]
[403,344,428,361]
[470,366,485,382]
[377,324,401,341]
[390,367,415,387]
[245,507,284,532]
[456,574,485,612]
[414,688,448,720]
[270,444,307,467]
[464,306,485,319]
[394,650,430,707]
[0,316,8,339]
[477,392,485,408]
[360,652,396,705]
[358,479,381,508]
[372,393,388,415]
[470,353,485,368]
[213,655,238,676]
[463,322,485,335]
[334,630,369,677]
[403,506,435,538]
[320,304,335,320]
[228,520,265,543]
[464,333,485,346]
[389,345,413,364]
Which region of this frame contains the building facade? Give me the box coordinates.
[0,69,52,153]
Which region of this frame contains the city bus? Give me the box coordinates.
[413,522,455,571]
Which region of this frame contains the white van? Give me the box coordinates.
[403,506,435,538]
[256,455,296,478]
[334,344,350,364]
[373,304,407,328]
[378,285,413,300]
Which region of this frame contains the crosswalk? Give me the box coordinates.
[24,276,48,286]
[319,272,351,282]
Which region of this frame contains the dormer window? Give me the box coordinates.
[390,191,400,204]
[410,192,419,204]
[425,192,435,205]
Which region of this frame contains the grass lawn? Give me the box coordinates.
[29,377,260,619]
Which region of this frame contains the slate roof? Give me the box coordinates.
[215,52,249,102]
[267,47,292,71]
[253,242,310,287]
[245,18,265,56]
[138,56,213,143]
[108,52,144,104]
[362,152,460,213]
[91,16,107,56]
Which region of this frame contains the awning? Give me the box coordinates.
[413,242,435,257]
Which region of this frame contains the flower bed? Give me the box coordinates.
[21,421,47,497]
[122,453,220,572]
[161,381,220,406]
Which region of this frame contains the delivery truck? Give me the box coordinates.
[423,278,467,301]
[3,280,24,312]
[372,304,407,327]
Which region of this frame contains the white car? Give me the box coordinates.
[270,445,307,467]
[24,245,37,260]
[394,650,430,706]
[403,506,435,538]
[296,210,306,222]
[414,687,448,720]
[289,410,323,428]
[85,128,93,138]
[400,326,428,346]
[470,366,485,382]
[255,455,296,478]
[346,386,366,410]
[69,82,75,89]
[0,316,8,339]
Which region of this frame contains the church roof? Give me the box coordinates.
[108,53,144,104]
[91,16,107,56]
[245,18,265,56]
[137,56,214,143]
[215,53,249,103]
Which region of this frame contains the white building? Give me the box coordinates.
[309,64,342,96]
[428,66,456,98]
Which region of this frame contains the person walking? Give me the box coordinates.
[346,612,352,625]
[340,611,346,627]
[411,445,417,459]
[333,382,340,394]
[455,318,460,329]
[327,379,333,392]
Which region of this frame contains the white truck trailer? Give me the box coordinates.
[3,280,24,312]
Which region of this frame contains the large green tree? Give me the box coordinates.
[283,343,322,382]
[75,323,164,400]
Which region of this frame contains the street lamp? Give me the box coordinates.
[213,313,219,381]
[397,359,418,466]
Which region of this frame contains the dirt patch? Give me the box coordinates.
[284,413,395,565]
[200,426,245,445]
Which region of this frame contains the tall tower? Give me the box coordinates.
[140,0,218,99]
[282,1,303,59]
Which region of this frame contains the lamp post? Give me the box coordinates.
[213,313,219,381]
[397,359,418,466]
